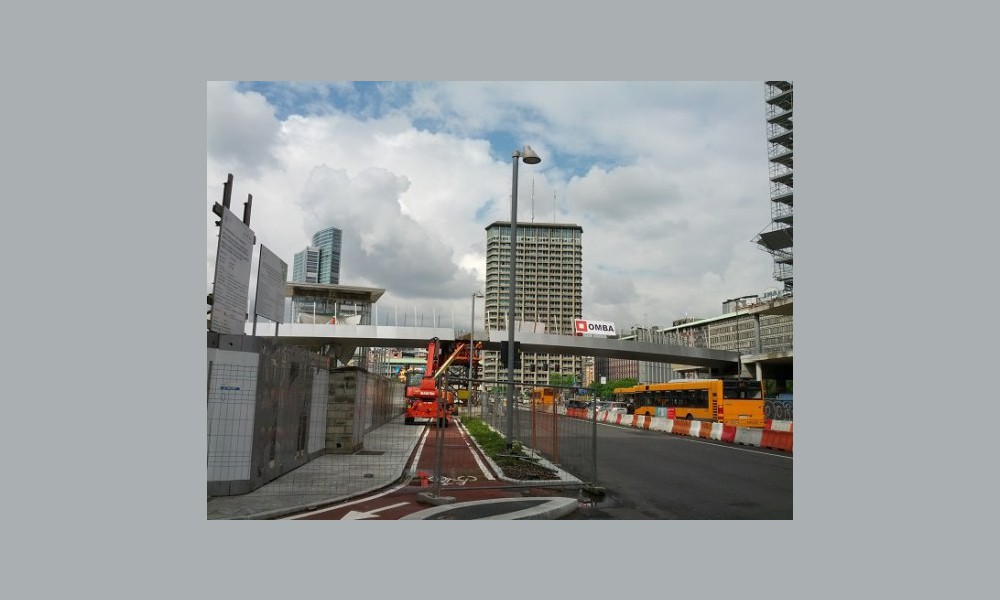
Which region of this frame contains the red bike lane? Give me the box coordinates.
[285,421,576,520]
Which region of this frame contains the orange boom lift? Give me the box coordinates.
[403,338,479,427]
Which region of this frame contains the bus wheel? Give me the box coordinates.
[404,417,414,425]
[685,414,693,420]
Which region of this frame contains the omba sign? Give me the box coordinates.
[574,319,617,337]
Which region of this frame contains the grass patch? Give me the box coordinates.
[461,417,560,480]
[461,417,523,458]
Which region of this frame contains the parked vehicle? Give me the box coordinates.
[602,401,629,414]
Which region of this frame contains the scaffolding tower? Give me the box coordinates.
[756,81,793,294]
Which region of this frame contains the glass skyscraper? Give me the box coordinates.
[292,226,342,285]
[292,247,320,283]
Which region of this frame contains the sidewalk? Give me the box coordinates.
[207,416,583,520]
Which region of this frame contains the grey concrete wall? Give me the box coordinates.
[208,333,330,497]
[207,334,403,496]
[325,367,405,453]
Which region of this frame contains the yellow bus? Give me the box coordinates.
[530,387,557,405]
[612,378,765,428]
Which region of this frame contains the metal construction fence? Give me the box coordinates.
[207,334,595,519]
[477,395,596,484]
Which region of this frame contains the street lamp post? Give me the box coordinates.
[506,145,541,449]
[470,290,483,417]
[735,300,741,378]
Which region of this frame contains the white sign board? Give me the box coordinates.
[254,245,287,323]
[574,319,617,337]
[210,209,255,334]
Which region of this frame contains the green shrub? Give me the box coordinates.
[462,418,524,458]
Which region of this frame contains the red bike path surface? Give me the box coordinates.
[285,420,581,520]
[203,417,580,521]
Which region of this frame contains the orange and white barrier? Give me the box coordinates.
[765,419,793,432]
[582,410,791,453]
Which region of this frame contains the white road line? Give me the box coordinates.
[341,501,411,520]
[455,419,496,480]
[410,426,431,476]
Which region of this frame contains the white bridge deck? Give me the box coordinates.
[242,323,739,368]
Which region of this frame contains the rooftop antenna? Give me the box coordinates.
[553,190,557,222]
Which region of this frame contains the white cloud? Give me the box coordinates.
[206,82,282,176]
[207,81,781,332]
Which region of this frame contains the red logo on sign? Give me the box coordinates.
[575,320,588,335]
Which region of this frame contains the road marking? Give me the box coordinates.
[341,501,410,520]
[410,427,431,475]
[283,428,432,520]
[455,419,496,480]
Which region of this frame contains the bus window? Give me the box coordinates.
[724,379,763,399]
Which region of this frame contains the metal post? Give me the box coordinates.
[736,301,741,378]
[506,154,520,449]
[222,173,233,209]
[433,377,445,497]
[592,383,598,484]
[469,293,475,416]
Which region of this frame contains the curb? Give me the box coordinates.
[462,419,584,487]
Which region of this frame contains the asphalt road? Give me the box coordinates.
[564,418,793,519]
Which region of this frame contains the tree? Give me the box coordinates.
[588,378,638,399]
[548,373,576,387]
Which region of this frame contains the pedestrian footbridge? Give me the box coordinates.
[241,322,739,368]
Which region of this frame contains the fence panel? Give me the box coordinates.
[207,335,595,519]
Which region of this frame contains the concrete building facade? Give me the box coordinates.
[483,221,584,391]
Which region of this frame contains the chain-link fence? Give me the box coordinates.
[207,334,594,519]
[479,395,596,484]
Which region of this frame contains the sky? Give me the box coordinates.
[207,81,781,332]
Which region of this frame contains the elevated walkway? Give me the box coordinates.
[242,323,740,368]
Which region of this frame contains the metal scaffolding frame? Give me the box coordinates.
[757,81,794,293]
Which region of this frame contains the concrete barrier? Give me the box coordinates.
[760,430,793,452]
[565,411,791,453]
[673,419,692,436]
[765,419,794,432]
[734,427,763,447]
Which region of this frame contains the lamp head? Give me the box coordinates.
[520,145,541,164]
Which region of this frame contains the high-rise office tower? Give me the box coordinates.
[291,246,320,283]
[292,226,342,285]
[483,221,584,390]
[312,226,342,285]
